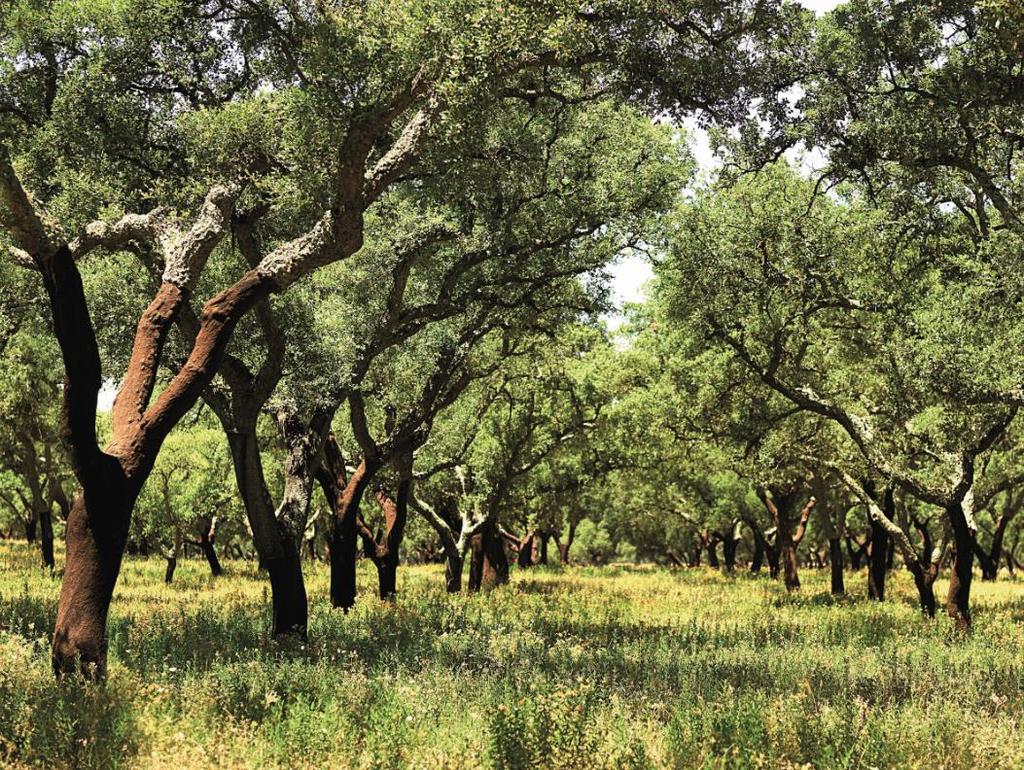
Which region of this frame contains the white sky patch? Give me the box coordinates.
[606,0,845,321]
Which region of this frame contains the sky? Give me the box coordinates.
[607,0,845,315]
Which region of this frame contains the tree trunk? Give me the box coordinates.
[226,428,308,635]
[326,457,380,611]
[867,518,889,601]
[39,507,55,570]
[750,534,765,573]
[723,532,738,572]
[199,536,222,577]
[469,519,508,591]
[367,471,411,601]
[946,502,975,632]
[164,556,177,584]
[706,537,720,568]
[52,485,132,678]
[539,532,549,565]
[845,535,866,570]
[516,531,536,568]
[828,538,844,595]
[909,561,939,617]
[265,552,308,637]
[556,520,577,564]
[25,515,37,543]
[444,547,464,593]
[779,538,800,591]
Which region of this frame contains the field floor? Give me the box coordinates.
[2,542,1024,769]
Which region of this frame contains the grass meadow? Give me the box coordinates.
[2,541,1024,769]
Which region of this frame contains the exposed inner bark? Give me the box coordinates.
[357,466,412,600]
[946,501,975,632]
[468,518,509,591]
[758,487,815,592]
[318,435,383,611]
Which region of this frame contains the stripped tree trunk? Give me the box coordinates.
[469,518,509,591]
[946,501,975,632]
[758,487,815,592]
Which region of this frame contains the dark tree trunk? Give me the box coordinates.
[946,502,975,632]
[25,515,37,544]
[328,458,380,610]
[39,508,55,570]
[52,484,133,678]
[779,538,800,591]
[539,532,549,565]
[688,545,702,568]
[845,535,867,570]
[227,428,307,634]
[556,520,577,564]
[517,531,537,568]
[199,538,222,577]
[444,549,464,593]
[723,533,738,572]
[909,562,939,617]
[364,471,411,601]
[758,487,814,592]
[828,538,844,595]
[265,552,308,637]
[750,534,765,573]
[468,519,508,591]
[164,556,177,584]
[867,519,889,600]
[706,537,720,568]
[976,501,1016,581]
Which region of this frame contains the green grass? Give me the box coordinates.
[2,541,1024,769]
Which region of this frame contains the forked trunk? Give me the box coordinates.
[828,538,844,595]
[909,562,939,617]
[516,532,537,568]
[327,458,381,611]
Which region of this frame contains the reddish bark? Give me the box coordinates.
[758,487,815,592]
[357,467,412,600]
[469,518,509,590]
[946,501,975,632]
[49,260,273,676]
[318,435,383,611]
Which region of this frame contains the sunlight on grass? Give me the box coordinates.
[2,541,1024,769]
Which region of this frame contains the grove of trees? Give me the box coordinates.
[2,0,1023,683]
